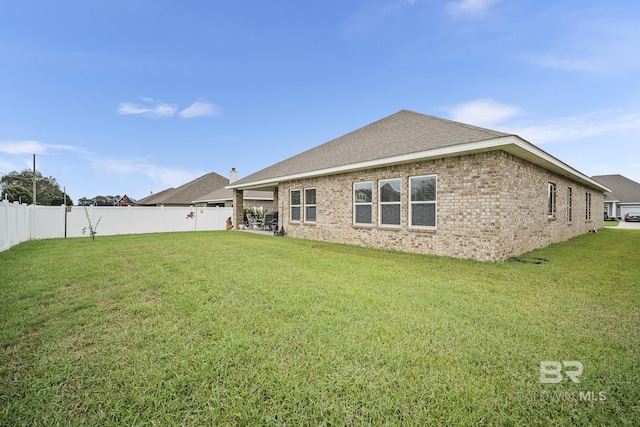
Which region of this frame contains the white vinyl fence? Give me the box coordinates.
[0,200,233,252]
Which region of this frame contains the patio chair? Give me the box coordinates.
[263,211,278,232]
[245,212,263,229]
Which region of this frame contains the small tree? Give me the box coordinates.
[82,206,102,242]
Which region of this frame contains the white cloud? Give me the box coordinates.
[443,99,521,128]
[179,101,221,119]
[117,98,221,119]
[446,0,499,18]
[0,140,81,155]
[89,156,201,188]
[0,140,49,154]
[444,101,640,147]
[117,98,178,118]
[510,111,640,144]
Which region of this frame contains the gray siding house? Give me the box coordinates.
[592,174,640,220]
[228,110,607,261]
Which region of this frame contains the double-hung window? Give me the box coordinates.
[379,178,401,226]
[290,189,301,222]
[304,188,316,222]
[410,175,437,228]
[353,182,372,225]
[547,183,556,218]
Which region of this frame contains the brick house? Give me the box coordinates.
[228,110,608,261]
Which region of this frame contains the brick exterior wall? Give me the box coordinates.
[277,150,604,261]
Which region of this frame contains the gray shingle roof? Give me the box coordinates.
[136,187,177,205]
[193,187,273,203]
[231,110,511,187]
[138,172,229,205]
[592,174,640,203]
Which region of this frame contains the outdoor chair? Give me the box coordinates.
[263,211,278,232]
[245,212,263,229]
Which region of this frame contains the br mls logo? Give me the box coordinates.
[540,361,584,383]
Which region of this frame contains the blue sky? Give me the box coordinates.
[1,0,639,202]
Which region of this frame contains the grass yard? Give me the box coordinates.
[1,229,639,426]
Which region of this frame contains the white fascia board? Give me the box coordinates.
[228,135,610,192]
[504,137,610,192]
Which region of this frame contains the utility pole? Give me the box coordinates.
[32,154,36,205]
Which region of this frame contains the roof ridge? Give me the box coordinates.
[399,109,512,138]
[231,110,516,187]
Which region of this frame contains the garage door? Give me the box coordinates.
[621,205,640,217]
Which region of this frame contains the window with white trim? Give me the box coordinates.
[410,175,437,228]
[585,192,592,220]
[547,183,556,218]
[379,178,401,226]
[290,189,301,222]
[304,188,316,222]
[353,181,372,225]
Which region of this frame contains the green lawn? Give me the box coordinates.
[1,230,639,426]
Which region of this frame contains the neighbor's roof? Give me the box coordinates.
[138,172,229,205]
[136,187,177,205]
[592,174,640,203]
[193,187,274,203]
[228,110,608,193]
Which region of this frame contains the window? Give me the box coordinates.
[547,183,556,218]
[354,182,372,225]
[290,189,301,222]
[585,192,592,220]
[410,175,437,228]
[567,187,573,223]
[304,188,316,222]
[379,178,401,226]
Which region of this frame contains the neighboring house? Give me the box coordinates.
[591,174,640,219]
[193,188,274,210]
[137,172,229,207]
[228,110,608,262]
[193,168,275,211]
[115,194,137,206]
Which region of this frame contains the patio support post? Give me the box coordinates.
[272,187,279,229]
[233,189,244,230]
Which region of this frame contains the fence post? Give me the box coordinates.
[2,200,7,251]
[29,203,35,241]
